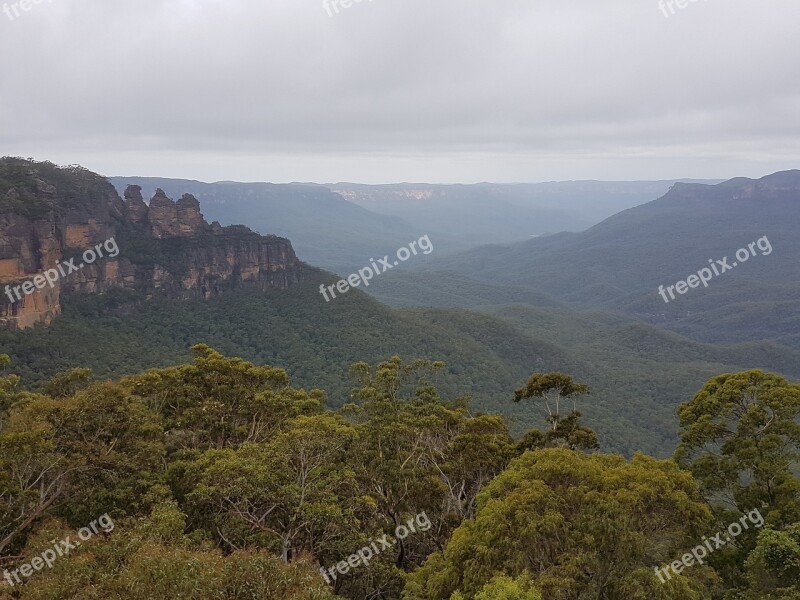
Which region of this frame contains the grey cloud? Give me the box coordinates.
[1,0,798,182]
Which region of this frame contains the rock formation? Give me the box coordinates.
[0,159,305,330]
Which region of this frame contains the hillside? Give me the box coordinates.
[422,171,800,346]
[4,266,799,458]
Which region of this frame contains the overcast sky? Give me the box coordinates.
[1,0,798,183]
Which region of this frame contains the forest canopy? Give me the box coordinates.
[0,350,797,600]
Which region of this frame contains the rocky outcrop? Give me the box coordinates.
[176,194,206,236]
[123,185,149,225]
[0,160,305,330]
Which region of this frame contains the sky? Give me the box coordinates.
[1,0,799,184]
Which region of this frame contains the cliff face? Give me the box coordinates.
[0,159,305,330]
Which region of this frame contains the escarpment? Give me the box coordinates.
[0,159,305,329]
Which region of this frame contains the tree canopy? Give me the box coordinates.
[0,352,797,600]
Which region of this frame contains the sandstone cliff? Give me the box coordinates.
[0,159,305,329]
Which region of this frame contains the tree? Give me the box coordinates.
[675,370,800,526]
[675,370,800,595]
[450,574,542,600]
[0,354,20,420]
[42,368,92,399]
[0,381,166,555]
[5,501,341,600]
[346,356,460,559]
[0,404,76,557]
[347,358,515,547]
[122,344,317,452]
[404,448,716,600]
[742,523,800,599]
[189,414,359,564]
[337,357,516,599]
[513,372,597,451]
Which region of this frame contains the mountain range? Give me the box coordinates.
[108,177,719,275]
[0,158,797,459]
[408,171,800,348]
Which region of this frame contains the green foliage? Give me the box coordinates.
[676,369,800,526]
[1,349,798,600]
[450,573,543,600]
[741,523,800,599]
[188,414,359,563]
[514,372,598,450]
[333,356,517,598]
[42,368,92,399]
[5,502,340,600]
[513,372,591,404]
[0,379,167,557]
[405,448,716,600]
[2,277,778,459]
[121,344,314,452]
[0,354,20,419]
[675,370,800,595]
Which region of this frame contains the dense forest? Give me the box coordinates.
[1,349,797,599]
[5,278,798,460]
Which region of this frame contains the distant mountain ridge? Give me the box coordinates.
[109,177,718,275]
[329,180,722,244]
[417,170,800,347]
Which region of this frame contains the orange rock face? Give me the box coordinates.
[0,281,61,329]
[0,164,305,330]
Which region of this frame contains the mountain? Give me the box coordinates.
[109,178,720,277]
[1,161,797,459]
[420,171,800,347]
[108,177,428,276]
[330,180,721,245]
[0,159,304,329]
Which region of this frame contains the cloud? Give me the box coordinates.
[1,0,798,182]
